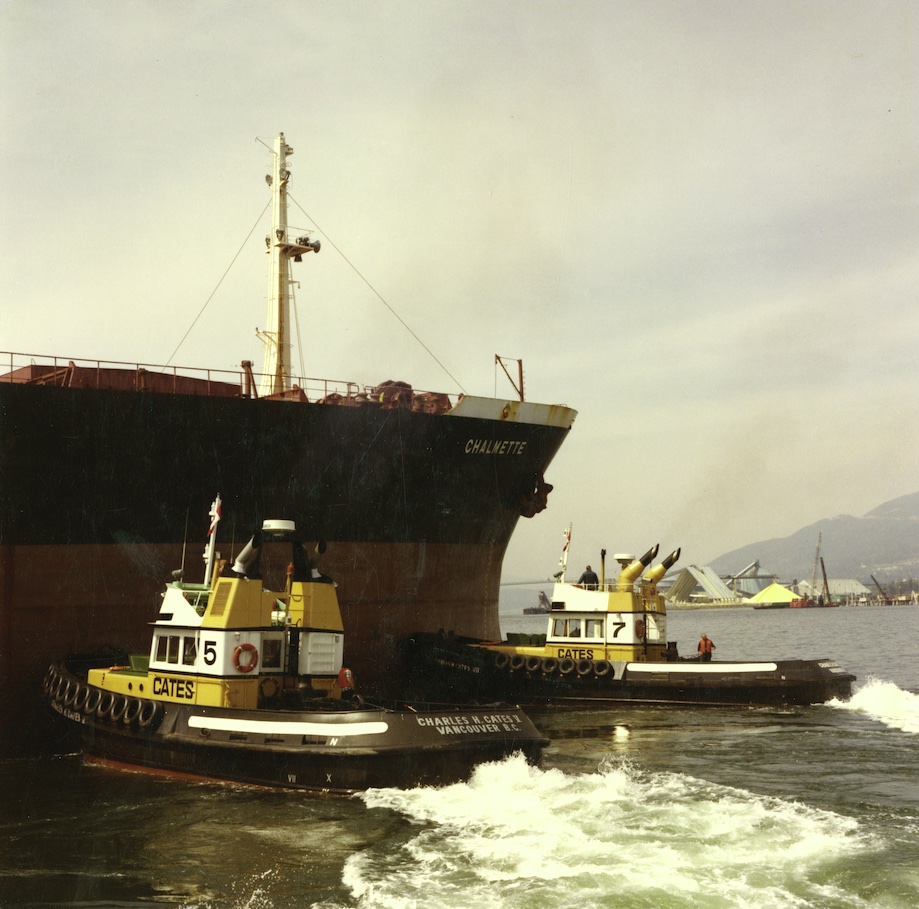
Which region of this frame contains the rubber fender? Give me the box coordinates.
[62,679,81,707]
[108,694,128,723]
[123,697,143,725]
[525,655,543,673]
[96,691,115,720]
[53,675,70,703]
[138,700,163,730]
[84,688,102,715]
[42,667,58,696]
[72,685,90,712]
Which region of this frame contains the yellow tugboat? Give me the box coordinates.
[402,527,856,707]
[43,497,547,793]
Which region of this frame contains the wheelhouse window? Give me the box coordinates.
[552,617,584,638]
[585,618,604,639]
[182,636,197,666]
[154,631,199,667]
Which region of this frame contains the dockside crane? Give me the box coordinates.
[871,574,890,605]
[811,534,823,600]
[820,556,831,603]
[811,533,832,604]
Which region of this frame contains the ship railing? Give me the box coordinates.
[0,351,242,396]
[0,351,454,411]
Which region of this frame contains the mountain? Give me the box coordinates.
[709,491,919,584]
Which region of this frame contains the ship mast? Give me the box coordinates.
[554,523,572,582]
[257,133,320,397]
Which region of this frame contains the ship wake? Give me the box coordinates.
[329,753,876,909]
[830,677,919,734]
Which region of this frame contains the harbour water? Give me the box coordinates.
[3,605,917,908]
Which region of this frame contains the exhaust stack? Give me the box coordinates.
[645,548,681,586]
[618,544,660,590]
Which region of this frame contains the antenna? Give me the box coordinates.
[204,494,222,584]
[553,523,572,581]
[495,355,524,402]
[179,506,190,577]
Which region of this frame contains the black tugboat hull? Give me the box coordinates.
[44,663,547,794]
[401,633,856,708]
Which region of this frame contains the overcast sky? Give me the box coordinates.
[2,1,917,583]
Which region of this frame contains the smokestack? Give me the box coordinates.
[645,548,681,586]
[618,544,660,590]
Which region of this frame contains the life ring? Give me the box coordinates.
[233,643,259,673]
[123,697,143,725]
[541,657,559,675]
[525,655,543,673]
[494,652,511,670]
[576,659,594,676]
[593,660,612,678]
[558,658,576,675]
[635,619,646,640]
[138,700,163,729]
[84,688,102,715]
[509,654,526,671]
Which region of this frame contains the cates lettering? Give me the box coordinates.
[558,648,594,660]
[152,676,195,700]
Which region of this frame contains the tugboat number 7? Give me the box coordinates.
[402,527,856,708]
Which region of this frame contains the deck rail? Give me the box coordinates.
[0,350,453,409]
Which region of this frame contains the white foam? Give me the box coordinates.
[336,753,871,909]
[830,678,919,734]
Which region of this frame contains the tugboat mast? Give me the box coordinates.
[258,133,320,397]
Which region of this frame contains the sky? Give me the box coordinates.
[2,1,917,585]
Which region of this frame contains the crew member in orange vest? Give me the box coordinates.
[697,633,715,662]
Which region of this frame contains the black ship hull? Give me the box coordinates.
[43,663,547,794]
[1,379,574,756]
[401,633,856,708]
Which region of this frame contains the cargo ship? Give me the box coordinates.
[41,502,547,793]
[0,134,576,756]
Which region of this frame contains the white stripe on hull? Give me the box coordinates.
[626,662,779,674]
[187,715,389,737]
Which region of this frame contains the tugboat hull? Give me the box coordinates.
[401,633,856,708]
[44,663,546,794]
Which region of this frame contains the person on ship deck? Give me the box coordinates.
[577,566,599,590]
[698,634,715,662]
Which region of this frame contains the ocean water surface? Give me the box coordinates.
[2,605,917,908]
